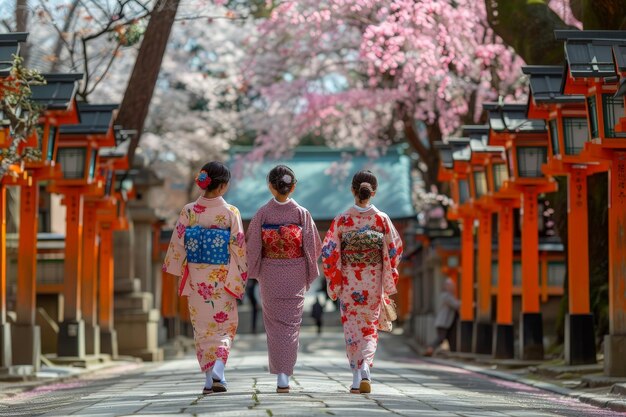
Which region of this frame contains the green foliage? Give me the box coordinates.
[0,55,45,178]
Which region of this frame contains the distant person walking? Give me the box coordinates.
[246,279,260,334]
[162,162,248,395]
[322,170,403,395]
[424,278,460,356]
[311,295,324,334]
[246,165,322,393]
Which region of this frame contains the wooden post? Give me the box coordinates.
[0,184,11,367]
[16,179,38,325]
[57,190,86,358]
[13,178,41,368]
[494,202,514,358]
[520,187,544,360]
[473,209,493,354]
[564,167,596,364]
[98,222,117,357]
[459,215,475,353]
[605,151,626,376]
[81,202,99,355]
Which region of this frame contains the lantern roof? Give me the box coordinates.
[522,66,585,104]
[484,102,546,133]
[60,103,118,135]
[462,125,490,143]
[0,32,28,75]
[554,30,626,78]
[31,73,83,110]
[434,141,454,169]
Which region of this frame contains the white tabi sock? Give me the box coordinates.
[204,371,213,389]
[212,359,226,382]
[277,373,289,388]
[351,370,360,389]
[360,363,371,381]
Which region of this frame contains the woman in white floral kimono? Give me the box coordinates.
[322,170,403,395]
[163,162,248,395]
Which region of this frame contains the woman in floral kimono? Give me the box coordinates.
[247,165,322,393]
[322,170,403,394]
[163,162,248,395]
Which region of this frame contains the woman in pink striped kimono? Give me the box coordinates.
[246,165,322,393]
[163,162,248,395]
[322,170,403,394]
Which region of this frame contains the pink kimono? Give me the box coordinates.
[246,199,322,375]
[322,206,403,370]
[163,196,248,372]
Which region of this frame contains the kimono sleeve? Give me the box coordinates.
[381,214,404,296]
[321,217,343,301]
[245,210,263,280]
[302,208,322,289]
[162,207,190,277]
[225,206,248,300]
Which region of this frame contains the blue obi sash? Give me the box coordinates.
[184,226,230,265]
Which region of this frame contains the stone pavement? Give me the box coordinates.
[0,328,623,417]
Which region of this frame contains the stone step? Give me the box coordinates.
[114,293,153,312]
[114,278,141,294]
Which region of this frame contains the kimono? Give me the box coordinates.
[246,199,322,375]
[322,205,403,370]
[163,196,248,372]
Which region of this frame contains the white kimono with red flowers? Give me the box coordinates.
[163,196,248,372]
[322,206,402,370]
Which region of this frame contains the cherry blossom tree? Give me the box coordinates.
[243,0,527,188]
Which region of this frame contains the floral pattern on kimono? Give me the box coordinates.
[322,206,403,369]
[163,196,248,372]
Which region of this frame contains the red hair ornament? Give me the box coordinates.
[196,170,212,189]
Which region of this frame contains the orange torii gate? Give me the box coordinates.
[480,120,522,360]
[93,134,133,357]
[555,30,626,376]
[484,103,557,360]
[439,138,476,352]
[0,32,32,368]
[461,127,508,355]
[12,73,82,369]
[524,64,609,365]
[49,104,118,359]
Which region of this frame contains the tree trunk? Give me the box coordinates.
[484,0,574,65]
[15,0,30,63]
[49,0,80,72]
[116,0,181,163]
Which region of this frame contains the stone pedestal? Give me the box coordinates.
[11,324,40,371]
[604,335,626,377]
[458,320,473,353]
[472,321,492,355]
[565,313,596,365]
[115,309,163,361]
[493,324,514,359]
[84,324,100,356]
[0,323,11,367]
[57,320,85,358]
[100,328,118,358]
[520,312,543,360]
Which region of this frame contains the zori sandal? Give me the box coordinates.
[276,385,290,393]
[212,379,227,393]
[359,379,371,394]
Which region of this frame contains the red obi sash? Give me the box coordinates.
[261,224,303,259]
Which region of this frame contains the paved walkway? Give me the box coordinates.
[0,329,622,416]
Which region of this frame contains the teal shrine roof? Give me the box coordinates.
[225,146,416,221]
